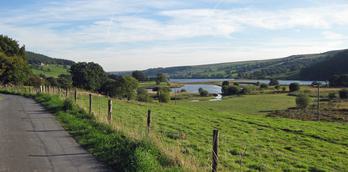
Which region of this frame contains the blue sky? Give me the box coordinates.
[1,0,348,71]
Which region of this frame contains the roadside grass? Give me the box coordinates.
[0,89,182,171]
[75,92,348,171]
[30,64,69,78]
[2,87,348,171]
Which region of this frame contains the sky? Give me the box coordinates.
[1,0,348,71]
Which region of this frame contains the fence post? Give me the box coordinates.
[65,88,68,97]
[89,94,92,115]
[147,110,151,133]
[212,129,219,172]
[107,99,112,123]
[74,88,77,102]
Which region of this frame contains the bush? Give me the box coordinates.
[158,87,170,103]
[289,83,300,92]
[260,83,268,89]
[63,98,75,112]
[328,92,337,100]
[296,94,311,109]
[228,86,240,95]
[198,88,209,97]
[137,88,152,102]
[339,89,348,99]
[269,79,279,86]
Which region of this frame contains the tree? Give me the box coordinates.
[57,74,72,88]
[156,73,168,83]
[198,88,209,97]
[228,86,240,95]
[339,89,348,99]
[269,79,279,86]
[120,76,139,100]
[289,83,300,92]
[132,70,147,82]
[260,83,268,89]
[296,94,311,109]
[0,53,30,85]
[221,81,230,95]
[137,88,152,102]
[158,87,170,103]
[70,62,107,91]
[46,77,58,87]
[0,35,25,57]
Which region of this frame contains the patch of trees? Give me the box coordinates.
[26,51,75,66]
[329,74,348,87]
[221,81,250,96]
[70,62,107,90]
[132,70,147,82]
[0,35,30,85]
[289,83,300,92]
[299,50,348,80]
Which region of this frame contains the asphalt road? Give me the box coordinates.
[0,94,110,172]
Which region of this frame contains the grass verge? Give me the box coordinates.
[0,89,181,172]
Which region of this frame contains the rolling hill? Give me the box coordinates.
[113,49,347,80]
[26,51,74,77]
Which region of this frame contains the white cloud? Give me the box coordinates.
[1,0,348,70]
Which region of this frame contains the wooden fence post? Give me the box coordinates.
[107,99,112,123]
[89,94,92,115]
[74,88,77,102]
[65,88,68,97]
[147,110,151,133]
[212,129,219,172]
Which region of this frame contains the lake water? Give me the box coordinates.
[172,84,222,94]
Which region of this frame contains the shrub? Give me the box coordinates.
[275,85,280,90]
[198,88,209,97]
[328,92,337,100]
[296,94,311,109]
[63,98,75,112]
[260,83,268,89]
[158,87,170,103]
[339,89,348,99]
[289,83,300,92]
[137,88,152,102]
[269,79,279,86]
[228,86,240,95]
[240,87,251,95]
[282,87,286,92]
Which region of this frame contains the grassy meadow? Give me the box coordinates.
[30,64,69,77]
[73,91,348,171]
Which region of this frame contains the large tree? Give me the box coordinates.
[0,35,30,85]
[70,62,107,91]
[132,70,147,81]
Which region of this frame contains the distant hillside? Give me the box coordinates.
[26,51,75,66]
[299,50,348,80]
[130,49,347,80]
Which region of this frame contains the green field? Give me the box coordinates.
[30,64,69,78]
[74,92,348,171]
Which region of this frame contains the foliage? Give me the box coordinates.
[0,52,30,85]
[198,88,209,97]
[26,51,74,65]
[121,76,139,100]
[329,74,348,87]
[0,35,25,57]
[269,79,279,86]
[296,94,311,109]
[328,93,337,100]
[158,87,170,103]
[260,83,268,89]
[70,62,107,91]
[137,88,152,102]
[156,73,168,83]
[289,83,300,92]
[339,89,348,99]
[132,70,147,81]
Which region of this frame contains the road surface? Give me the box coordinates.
[0,94,110,172]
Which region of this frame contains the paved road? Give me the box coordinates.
[0,94,110,172]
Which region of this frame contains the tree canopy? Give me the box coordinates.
[70,62,107,91]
